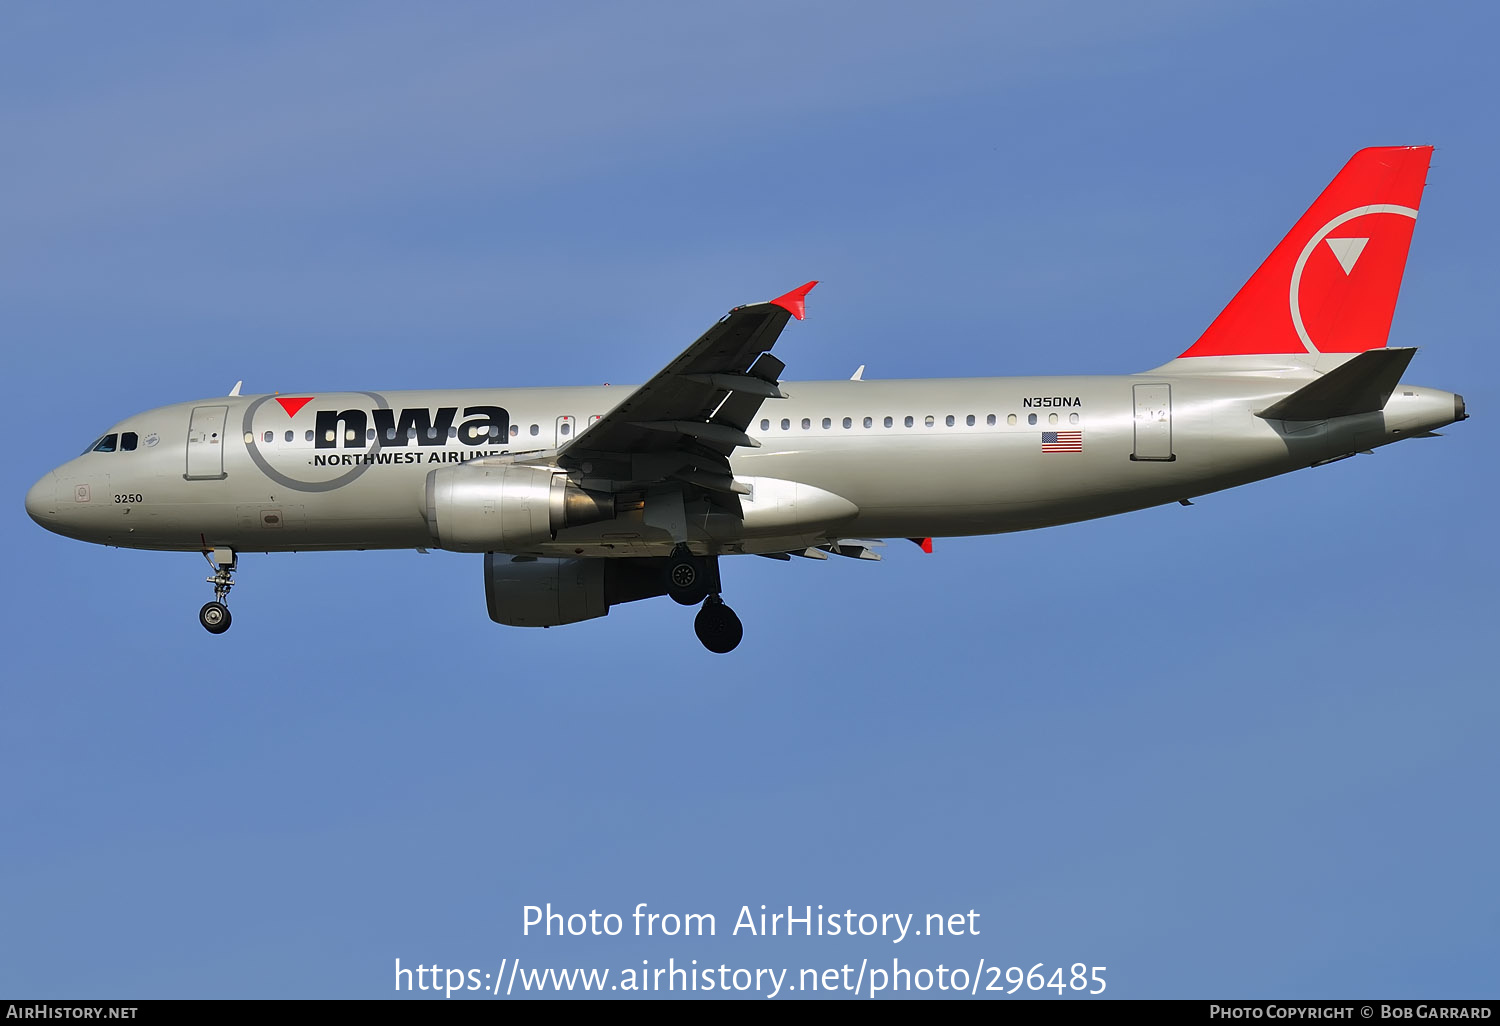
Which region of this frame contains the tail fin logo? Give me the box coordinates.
[1290,204,1418,354]
[1178,146,1432,359]
[1325,237,1368,274]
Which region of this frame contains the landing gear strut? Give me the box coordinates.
[694,594,743,654]
[199,547,236,635]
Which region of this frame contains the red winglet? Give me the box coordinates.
[908,537,933,553]
[769,280,818,321]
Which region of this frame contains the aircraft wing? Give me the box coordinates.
[556,281,816,496]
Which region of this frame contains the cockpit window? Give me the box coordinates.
[91,434,118,453]
[120,432,138,452]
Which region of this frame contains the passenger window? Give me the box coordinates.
[305,430,314,442]
[989,414,998,426]
[263,431,274,443]
[489,426,502,439]
[92,434,118,452]
[284,430,294,442]
[243,433,254,445]
[324,429,336,443]
[1048,413,1058,424]
[801,418,811,430]
[367,428,376,441]
[529,424,539,436]
[842,417,852,429]
[822,417,831,429]
[781,418,790,430]
[862,416,872,428]
[924,415,935,427]
[760,419,770,432]
[510,425,519,437]
[1005,414,1015,426]
[121,432,138,451]
[1027,413,1037,425]
[904,416,913,428]
[559,423,570,436]
[1069,413,1080,424]
[966,415,975,426]
[883,416,893,428]
[945,415,955,427]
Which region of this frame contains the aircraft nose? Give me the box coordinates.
[25,472,58,525]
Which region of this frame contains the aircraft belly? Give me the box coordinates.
[729,385,1244,536]
[731,420,1184,534]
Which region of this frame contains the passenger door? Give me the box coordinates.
[1131,384,1175,462]
[185,406,229,480]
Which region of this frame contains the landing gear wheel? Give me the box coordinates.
[694,597,743,654]
[199,601,232,634]
[666,554,711,606]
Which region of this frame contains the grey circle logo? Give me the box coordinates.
[241,391,390,492]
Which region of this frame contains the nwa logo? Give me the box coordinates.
[310,405,510,447]
[245,392,511,493]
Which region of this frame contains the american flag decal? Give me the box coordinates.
[1041,430,1083,453]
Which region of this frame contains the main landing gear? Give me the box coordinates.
[665,546,712,606]
[664,547,742,653]
[199,547,236,635]
[694,595,743,654]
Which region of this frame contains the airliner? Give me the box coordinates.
[25,146,1465,652]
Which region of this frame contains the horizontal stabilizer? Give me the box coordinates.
[1257,348,1417,421]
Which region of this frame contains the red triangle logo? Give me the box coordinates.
[275,397,314,417]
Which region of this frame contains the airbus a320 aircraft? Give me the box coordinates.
[25,146,1466,652]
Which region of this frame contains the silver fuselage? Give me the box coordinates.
[24,361,1465,558]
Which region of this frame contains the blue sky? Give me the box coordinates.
[3,1,1496,1000]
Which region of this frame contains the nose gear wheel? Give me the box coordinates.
[199,601,231,634]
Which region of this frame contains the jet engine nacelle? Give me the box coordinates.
[484,554,670,627]
[425,464,614,553]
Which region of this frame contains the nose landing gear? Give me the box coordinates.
[199,547,236,634]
